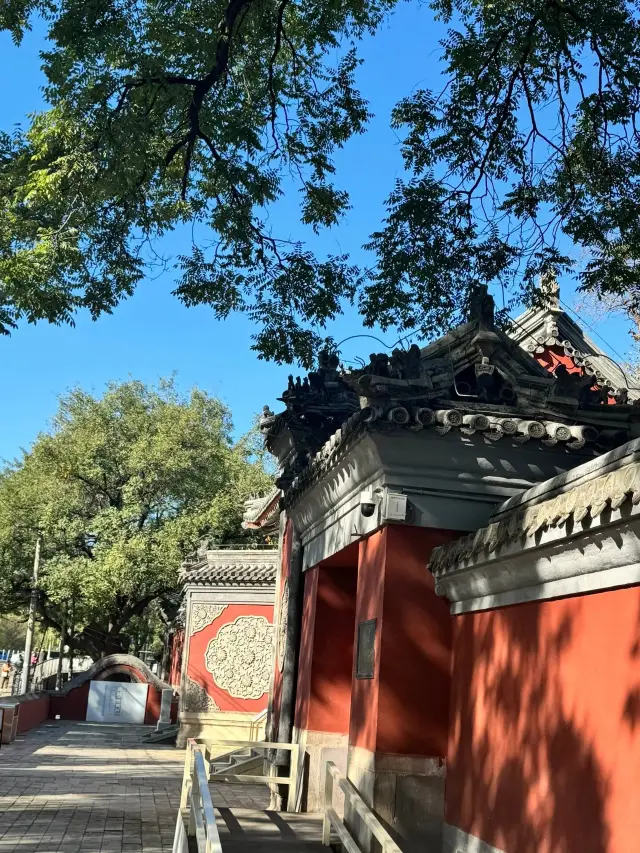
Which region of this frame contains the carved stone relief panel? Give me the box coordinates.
[190,603,227,635]
[278,581,289,673]
[184,676,220,712]
[205,615,274,700]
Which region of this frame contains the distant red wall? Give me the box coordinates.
[49,670,168,724]
[187,602,274,713]
[16,695,50,732]
[446,585,640,853]
[50,682,90,720]
[169,629,184,688]
[349,525,457,756]
[144,684,162,725]
[295,562,357,734]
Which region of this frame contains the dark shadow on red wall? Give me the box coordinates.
[349,526,458,757]
[443,584,640,853]
[295,557,358,735]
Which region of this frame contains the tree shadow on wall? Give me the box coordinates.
[304,555,619,853]
[623,597,640,732]
[447,601,610,853]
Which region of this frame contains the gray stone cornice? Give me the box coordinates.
[282,404,633,510]
[430,439,640,612]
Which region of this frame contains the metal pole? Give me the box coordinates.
[21,535,41,695]
[55,601,67,691]
[68,599,75,680]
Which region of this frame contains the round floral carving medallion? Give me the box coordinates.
[205,615,273,699]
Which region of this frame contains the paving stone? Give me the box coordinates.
[0,723,183,853]
[0,720,279,853]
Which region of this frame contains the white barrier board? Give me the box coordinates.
[86,681,149,724]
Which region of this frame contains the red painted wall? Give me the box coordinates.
[169,629,184,688]
[295,567,319,731]
[349,530,386,752]
[446,585,640,853]
[50,682,90,720]
[378,526,455,756]
[187,602,274,712]
[349,525,458,757]
[16,695,50,732]
[295,562,357,734]
[535,345,616,404]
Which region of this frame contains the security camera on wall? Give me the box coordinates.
[359,490,377,518]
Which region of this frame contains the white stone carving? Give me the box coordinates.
[278,581,289,673]
[190,603,227,635]
[184,676,220,712]
[205,615,273,699]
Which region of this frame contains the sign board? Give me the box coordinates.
[86,681,149,724]
[355,618,376,679]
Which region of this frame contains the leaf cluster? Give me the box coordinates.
[0,378,272,656]
[0,0,395,365]
[370,0,640,333]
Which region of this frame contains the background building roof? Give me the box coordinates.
[181,548,279,587]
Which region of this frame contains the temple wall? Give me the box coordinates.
[443,585,640,853]
[178,593,274,747]
[294,555,357,810]
[346,525,458,853]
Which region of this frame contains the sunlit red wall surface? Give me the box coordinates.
[349,525,458,756]
[446,586,640,853]
[187,602,274,713]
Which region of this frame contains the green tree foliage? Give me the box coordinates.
[0,614,27,650]
[3,1,640,361]
[0,379,272,659]
[369,0,640,333]
[0,0,393,365]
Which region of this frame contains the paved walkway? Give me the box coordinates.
[0,722,288,853]
[0,722,184,853]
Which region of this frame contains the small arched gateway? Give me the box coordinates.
[49,654,177,725]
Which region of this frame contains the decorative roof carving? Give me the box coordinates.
[261,285,640,509]
[510,281,640,399]
[429,459,640,579]
[242,488,281,530]
[280,405,630,509]
[181,549,278,587]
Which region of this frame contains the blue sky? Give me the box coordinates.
[0,2,634,462]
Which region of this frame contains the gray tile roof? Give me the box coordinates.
[181,549,278,587]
